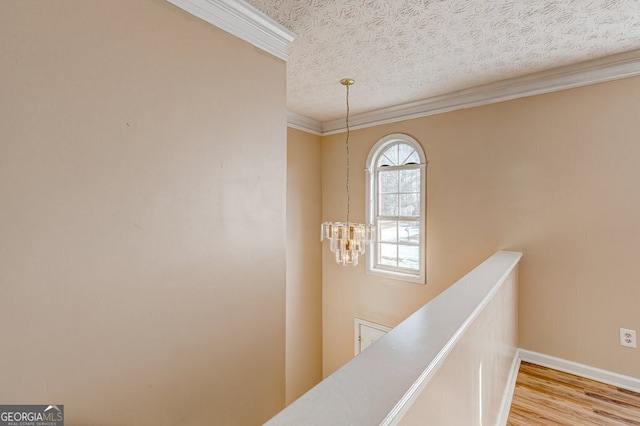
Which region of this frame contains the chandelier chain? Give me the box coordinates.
[345,82,351,223]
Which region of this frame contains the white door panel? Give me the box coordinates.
[354,318,392,355]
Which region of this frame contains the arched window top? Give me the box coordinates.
[377,143,420,167]
[367,134,426,170]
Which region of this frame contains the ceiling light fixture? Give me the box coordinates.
[321,79,375,266]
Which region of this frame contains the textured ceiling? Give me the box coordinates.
[245,0,640,122]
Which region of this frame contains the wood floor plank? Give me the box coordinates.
[515,372,594,409]
[507,362,640,426]
[511,390,611,425]
[587,389,640,411]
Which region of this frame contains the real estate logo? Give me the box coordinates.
[0,405,63,426]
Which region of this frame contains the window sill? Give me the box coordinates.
[367,266,425,284]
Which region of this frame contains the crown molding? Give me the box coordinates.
[286,111,323,135]
[167,0,295,61]
[294,49,640,135]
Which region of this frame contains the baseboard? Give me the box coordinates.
[519,349,640,393]
[495,350,521,426]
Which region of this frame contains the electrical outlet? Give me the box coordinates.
[620,328,637,348]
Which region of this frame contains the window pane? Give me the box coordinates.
[379,170,398,193]
[378,155,393,167]
[379,220,397,243]
[379,243,397,267]
[399,169,420,193]
[398,245,419,270]
[405,152,420,164]
[380,194,398,216]
[398,143,416,165]
[400,194,419,216]
[398,221,419,243]
[381,144,399,166]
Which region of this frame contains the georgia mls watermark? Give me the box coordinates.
[0,405,63,426]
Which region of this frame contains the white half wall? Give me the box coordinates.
[266,251,521,425]
[398,266,519,425]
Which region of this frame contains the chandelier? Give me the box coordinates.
[321,79,375,266]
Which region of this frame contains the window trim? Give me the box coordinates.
[365,133,427,284]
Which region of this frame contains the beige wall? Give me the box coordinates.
[286,128,323,403]
[0,1,287,425]
[322,76,640,378]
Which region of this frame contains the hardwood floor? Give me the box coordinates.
[507,361,640,425]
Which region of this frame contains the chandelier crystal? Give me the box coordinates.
[321,79,375,266]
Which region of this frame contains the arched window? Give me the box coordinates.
[366,134,426,284]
